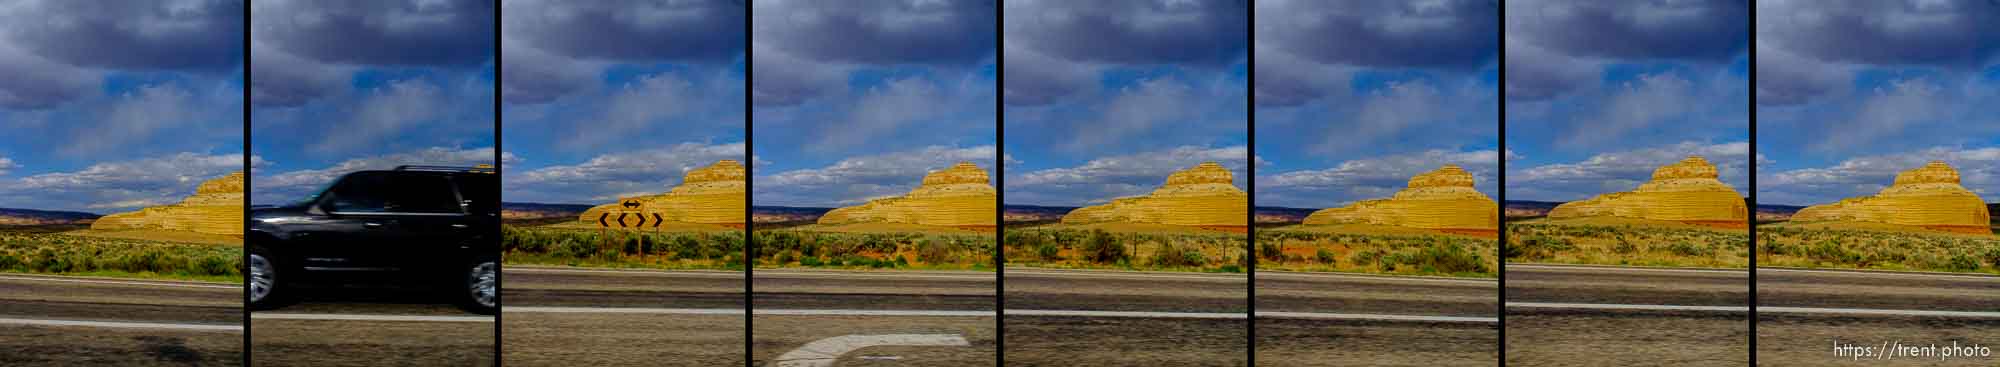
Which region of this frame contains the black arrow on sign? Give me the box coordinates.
[617,213,630,228]
[652,213,664,228]
[635,213,648,228]
[597,213,609,227]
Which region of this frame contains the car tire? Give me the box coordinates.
[247,245,290,310]
[455,255,499,315]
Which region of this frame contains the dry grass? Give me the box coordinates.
[1504,219,1749,268]
[1258,224,1496,277]
[1756,221,2000,274]
[1004,227,1247,272]
[62,229,242,246]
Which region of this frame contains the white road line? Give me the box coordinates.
[1256,311,1497,323]
[1256,271,1496,286]
[1005,270,1246,282]
[1007,309,1247,319]
[1507,302,1747,312]
[506,306,743,315]
[1760,307,2000,319]
[1506,264,1748,276]
[504,267,743,277]
[0,275,238,290]
[770,334,969,367]
[0,317,240,332]
[1757,267,2000,281]
[252,313,494,322]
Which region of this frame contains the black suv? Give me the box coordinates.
[248,165,499,314]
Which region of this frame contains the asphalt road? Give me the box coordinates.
[1756,267,2000,367]
[1004,268,1245,366]
[250,281,495,366]
[1255,271,1498,366]
[1505,264,1751,366]
[0,274,242,366]
[502,267,745,367]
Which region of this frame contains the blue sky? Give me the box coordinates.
[1003,0,1248,207]
[501,1,745,205]
[249,0,495,205]
[751,0,996,208]
[1253,1,1499,209]
[1755,0,2000,206]
[0,1,244,213]
[1504,0,1750,202]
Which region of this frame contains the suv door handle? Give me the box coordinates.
[363,222,383,228]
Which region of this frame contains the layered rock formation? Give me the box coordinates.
[579,160,746,227]
[1061,162,1248,228]
[1792,161,1990,234]
[1548,156,1747,226]
[817,162,996,228]
[91,172,244,236]
[1303,165,1497,233]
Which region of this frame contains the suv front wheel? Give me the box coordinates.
[456,255,498,314]
[247,246,290,310]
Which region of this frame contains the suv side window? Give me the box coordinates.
[452,175,497,215]
[325,173,463,214]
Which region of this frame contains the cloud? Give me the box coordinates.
[0,39,97,109]
[500,0,743,104]
[1007,145,1247,206]
[755,145,996,207]
[504,142,744,204]
[253,146,504,204]
[0,156,16,175]
[0,0,243,71]
[1507,141,1750,201]
[250,0,494,106]
[0,152,245,213]
[1504,0,1747,100]
[1258,149,1499,208]
[1755,0,2000,106]
[1003,0,1247,105]
[1256,0,1497,71]
[1760,147,2000,205]
[751,0,994,106]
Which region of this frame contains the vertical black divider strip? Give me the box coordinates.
[1244,2,1258,364]
[242,1,253,364]
[993,1,1006,365]
[492,2,504,365]
[1495,2,1507,365]
[1747,3,1759,364]
[743,2,755,365]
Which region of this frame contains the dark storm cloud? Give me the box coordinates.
[1255,0,1496,106]
[253,0,494,67]
[1756,0,2000,105]
[1505,0,1748,100]
[502,0,745,104]
[2,0,244,71]
[751,0,996,107]
[755,0,994,64]
[1259,0,1496,68]
[1004,0,1248,106]
[250,0,494,106]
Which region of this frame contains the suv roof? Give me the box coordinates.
[391,164,496,174]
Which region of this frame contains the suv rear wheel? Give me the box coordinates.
[247,246,289,310]
[456,255,498,314]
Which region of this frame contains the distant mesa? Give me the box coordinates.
[817,162,997,229]
[1303,165,1497,236]
[578,159,746,228]
[1547,156,1747,228]
[1062,162,1248,231]
[91,172,244,236]
[1792,161,1990,234]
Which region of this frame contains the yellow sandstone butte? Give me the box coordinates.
[1303,165,1497,235]
[816,162,997,228]
[579,159,747,227]
[1548,156,1747,228]
[91,172,244,236]
[1061,162,1248,230]
[1791,161,1991,234]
